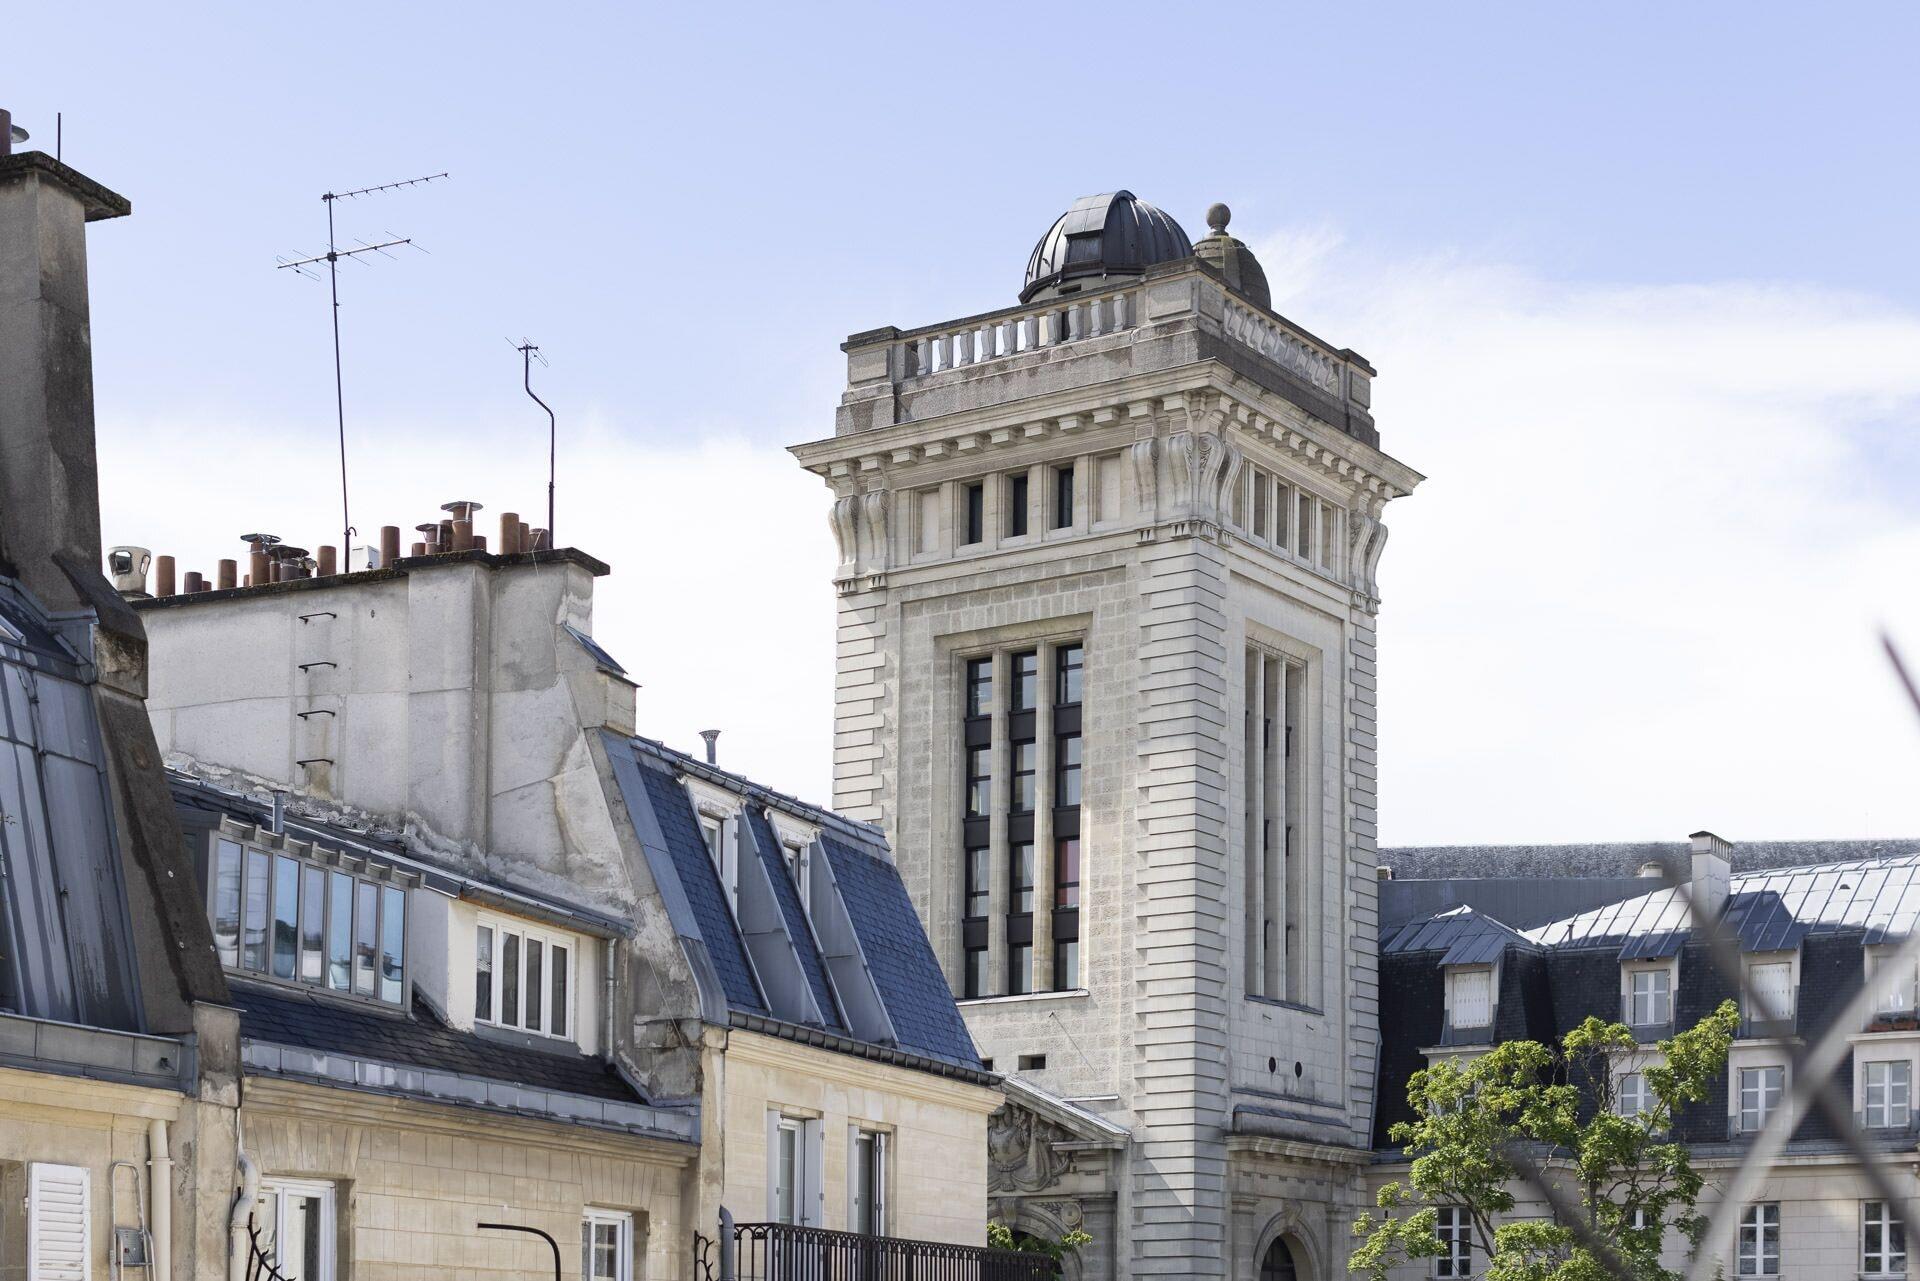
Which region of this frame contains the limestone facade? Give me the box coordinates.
[793,242,1423,1281]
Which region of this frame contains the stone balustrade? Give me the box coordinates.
[1222,298,1345,396]
[902,288,1138,377]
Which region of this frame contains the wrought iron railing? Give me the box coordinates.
[701,1219,1056,1281]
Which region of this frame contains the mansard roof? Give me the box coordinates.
[609,734,986,1080]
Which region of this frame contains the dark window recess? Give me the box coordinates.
[1055,644,1083,706]
[1053,465,1074,529]
[964,946,989,1000]
[1056,733,1082,806]
[1007,474,1029,537]
[966,747,992,818]
[1011,740,1037,813]
[964,483,985,545]
[980,1058,994,1072]
[966,657,994,718]
[965,846,991,919]
[1018,1053,1047,1071]
[1011,651,1038,714]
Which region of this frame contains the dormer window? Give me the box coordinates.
[767,809,822,916]
[1870,948,1920,1016]
[684,776,747,911]
[1626,964,1673,1027]
[1743,956,1795,1031]
[1447,968,1493,1030]
[475,912,574,1040]
[208,833,410,1006]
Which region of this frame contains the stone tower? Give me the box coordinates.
[792,191,1422,1281]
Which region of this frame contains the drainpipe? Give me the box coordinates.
[603,937,615,1059]
[147,1120,172,1281]
[227,1138,259,1281]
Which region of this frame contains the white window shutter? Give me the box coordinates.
[846,1125,860,1232]
[765,1112,781,1220]
[1750,962,1793,1019]
[722,819,740,910]
[29,1163,91,1281]
[803,1119,825,1228]
[1451,970,1491,1028]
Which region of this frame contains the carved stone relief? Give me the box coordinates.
[988,1102,1077,1192]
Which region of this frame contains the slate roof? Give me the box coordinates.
[817,832,980,1069]
[629,753,768,1013]
[614,736,982,1076]
[1526,853,1920,952]
[744,807,844,1032]
[1382,905,1537,964]
[1380,839,1920,883]
[232,981,644,1103]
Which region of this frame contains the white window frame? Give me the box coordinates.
[1446,966,1494,1030]
[1866,1060,1914,1129]
[582,1208,633,1281]
[848,1127,889,1237]
[28,1163,91,1281]
[255,1177,338,1281]
[767,809,821,915]
[1870,948,1920,1016]
[766,1112,824,1228]
[1737,1064,1785,1134]
[475,911,579,1040]
[685,777,745,911]
[1434,1206,1473,1279]
[1736,1202,1780,1276]
[1624,962,1674,1027]
[1617,1069,1651,1119]
[1865,1200,1909,1276]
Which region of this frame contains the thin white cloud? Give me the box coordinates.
[99,235,1920,846]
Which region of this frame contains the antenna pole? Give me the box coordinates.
[517,341,557,544]
[325,193,353,549]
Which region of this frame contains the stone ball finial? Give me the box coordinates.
[1206,202,1231,234]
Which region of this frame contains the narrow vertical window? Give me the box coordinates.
[1055,645,1082,706]
[1011,650,1038,713]
[1053,937,1079,989]
[550,943,569,1038]
[1055,734,1082,806]
[1011,843,1035,914]
[1617,1071,1650,1118]
[299,865,326,983]
[1011,740,1037,812]
[272,855,300,979]
[1435,1207,1472,1278]
[852,1131,887,1236]
[1007,473,1029,537]
[965,848,991,920]
[213,840,242,968]
[502,931,521,1025]
[525,938,544,1029]
[1296,493,1315,560]
[964,947,989,1000]
[1055,837,1081,909]
[326,871,353,991]
[966,748,993,818]
[966,658,994,716]
[1273,481,1291,548]
[1052,465,1074,529]
[353,881,378,995]
[1008,940,1033,995]
[243,848,271,971]
[773,1119,802,1224]
[379,884,405,1004]
[476,925,494,1022]
[963,483,984,546]
[582,1213,631,1281]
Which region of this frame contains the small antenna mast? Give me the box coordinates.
[277,171,447,550]
[511,338,557,545]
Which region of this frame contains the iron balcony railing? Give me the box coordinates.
[712,1220,1056,1281]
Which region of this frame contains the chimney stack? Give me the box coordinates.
[107,545,151,598]
[700,729,720,765]
[1688,830,1733,923]
[0,120,132,611]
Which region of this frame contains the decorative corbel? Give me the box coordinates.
[860,489,891,574]
[1129,437,1158,522]
[830,495,860,571]
[1213,438,1245,527]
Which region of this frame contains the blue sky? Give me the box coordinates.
[14,2,1920,841]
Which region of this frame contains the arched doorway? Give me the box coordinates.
[1260,1237,1299,1281]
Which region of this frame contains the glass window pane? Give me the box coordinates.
[354,881,377,995]
[777,1126,797,1223]
[327,871,353,991]
[213,840,242,968]
[526,938,545,1031]
[1012,651,1037,712]
[1008,943,1032,995]
[965,948,988,999]
[502,932,521,1026]
[1055,837,1080,907]
[551,944,569,1038]
[966,658,993,716]
[1054,938,1079,989]
[1011,843,1034,913]
[476,926,494,1022]
[243,849,271,971]
[1055,645,1082,705]
[272,855,299,979]
[380,885,405,1004]
[283,1192,324,1281]
[299,865,326,983]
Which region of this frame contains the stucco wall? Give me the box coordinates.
[242,1078,694,1281]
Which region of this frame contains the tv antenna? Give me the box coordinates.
[276,171,448,550]
[509,338,556,545]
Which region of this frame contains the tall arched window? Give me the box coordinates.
[1260,1238,1299,1281]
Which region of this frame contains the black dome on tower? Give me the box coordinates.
[1021,191,1193,303]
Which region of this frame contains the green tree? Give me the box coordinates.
[988,1220,1093,1264]
[1351,999,1738,1281]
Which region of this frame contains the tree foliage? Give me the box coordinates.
[988,1220,1093,1262]
[1351,999,1738,1281]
